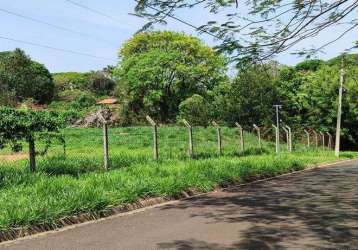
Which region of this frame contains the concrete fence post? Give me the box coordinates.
[182,119,194,158]
[102,122,109,171]
[272,124,279,154]
[62,132,67,158]
[146,115,158,160]
[304,129,310,148]
[283,126,289,151]
[98,112,109,171]
[320,132,325,150]
[212,121,222,155]
[285,125,292,152]
[235,122,245,153]
[28,134,36,172]
[253,124,262,150]
[327,132,333,150]
[312,130,318,148]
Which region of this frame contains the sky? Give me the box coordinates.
[0,0,357,73]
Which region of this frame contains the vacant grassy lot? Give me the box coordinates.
[0,127,356,233]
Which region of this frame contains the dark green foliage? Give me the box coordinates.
[295,59,324,72]
[327,54,358,67]
[211,63,280,127]
[88,71,116,95]
[178,94,209,126]
[71,93,97,109]
[207,54,358,149]
[0,49,54,105]
[277,54,358,149]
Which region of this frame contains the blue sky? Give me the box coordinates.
[1,0,357,73]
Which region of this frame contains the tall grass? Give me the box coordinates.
[0,127,356,232]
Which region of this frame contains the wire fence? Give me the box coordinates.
[0,121,335,171]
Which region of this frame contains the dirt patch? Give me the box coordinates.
[72,109,119,128]
[0,153,27,162]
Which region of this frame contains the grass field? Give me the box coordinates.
[0,127,356,233]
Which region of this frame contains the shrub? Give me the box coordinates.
[178,94,209,126]
[0,107,64,171]
[71,93,97,109]
[88,71,116,95]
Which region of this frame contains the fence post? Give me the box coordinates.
[98,112,109,170]
[103,121,109,170]
[253,124,262,150]
[183,119,194,158]
[272,124,279,154]
[327,132,332,150]
[283,126,289,151]
[63,139,66,158]
[28,135,36,172]
[320,132,325,150]
[146,115,158,160]
[62,130,66,158]
[285,125,292,152]
[304,129,310,148]
[212,121,222,155]
[312,130,318,148]
[235,122,245,153]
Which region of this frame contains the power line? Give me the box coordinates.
[135,0,223,41]
[63,0,126,24]
[0,8,117,47]
[64,0,222,40]
[0,35,115,61]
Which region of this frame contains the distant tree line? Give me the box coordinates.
[1,31,357,149]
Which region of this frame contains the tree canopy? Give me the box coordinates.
[115,31,227,122]
[210,62,280,127]
[0,49,54,105]
[280,56,358,149]
[0,107,64,171]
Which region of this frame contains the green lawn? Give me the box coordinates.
[0,127,356,233]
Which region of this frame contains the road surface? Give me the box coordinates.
[1,160,358,249]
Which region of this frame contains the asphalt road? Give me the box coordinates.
[1,160,358,249]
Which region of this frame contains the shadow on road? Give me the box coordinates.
[158,164,358,249]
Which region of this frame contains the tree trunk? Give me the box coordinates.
[28,135,36,172]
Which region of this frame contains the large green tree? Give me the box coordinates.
[0,49,54,105]
[277,54,358,149]
[211,62,280,127]
[115,31,227,122]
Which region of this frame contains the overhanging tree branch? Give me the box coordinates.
[135,0,358,62]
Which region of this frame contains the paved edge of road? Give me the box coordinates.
[1,158,356,247]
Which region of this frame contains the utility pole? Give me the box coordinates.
[335,56,344,157]
[273,104,282,154]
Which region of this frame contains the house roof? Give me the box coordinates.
[96,98,118,105]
